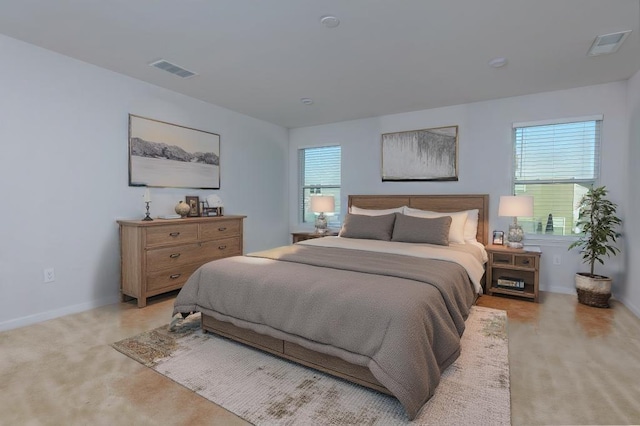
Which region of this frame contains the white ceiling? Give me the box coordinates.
[1,0,639,128]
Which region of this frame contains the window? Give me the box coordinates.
[299,146,341,225]
[512,117,601,236]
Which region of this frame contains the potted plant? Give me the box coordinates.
[568,186,622,308]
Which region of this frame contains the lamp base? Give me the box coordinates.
[506,222,524,249]
[314,213,328,234]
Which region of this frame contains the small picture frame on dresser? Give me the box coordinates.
[186,196,200,217]
[493,230,504,245]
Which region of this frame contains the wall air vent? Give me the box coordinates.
[587,30,632,56]
[148,59,198,78]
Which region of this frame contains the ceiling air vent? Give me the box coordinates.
[148,59,197,78]
[587,30,632,56]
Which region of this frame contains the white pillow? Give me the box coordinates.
[463,209,479,242]
[349,205,406,216]
[404,207,468,244]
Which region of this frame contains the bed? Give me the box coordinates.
[173,194,489,419]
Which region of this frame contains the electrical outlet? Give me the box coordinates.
[43,268,55,283]
[553,255,561,265]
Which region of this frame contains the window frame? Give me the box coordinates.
[298,145,342,226]
[511,115,602,239]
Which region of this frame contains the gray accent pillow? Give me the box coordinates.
[391,213,452,245]
[339,213,396,241]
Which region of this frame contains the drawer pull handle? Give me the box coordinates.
[218,245,227,250]
[218,227,227,231]
[169,274,181,279]
[169,232,180,237]
[522,260,530,265]
[169,253,181,259]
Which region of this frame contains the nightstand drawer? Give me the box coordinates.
[492,252,513,266]
[514,255,536,268]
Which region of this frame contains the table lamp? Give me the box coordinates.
[498,195,533,248]
[310,195,335,234]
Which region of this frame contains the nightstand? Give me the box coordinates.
[291,231,338,244]
[485,244,541,302]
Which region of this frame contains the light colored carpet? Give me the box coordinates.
[113,306,509,425]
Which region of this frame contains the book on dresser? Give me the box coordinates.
[117,215,245,307]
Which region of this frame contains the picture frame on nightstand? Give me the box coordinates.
[493,230,504,245]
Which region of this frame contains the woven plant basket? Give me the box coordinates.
[575,273,612,308]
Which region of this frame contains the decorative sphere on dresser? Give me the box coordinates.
[175,201,191,218]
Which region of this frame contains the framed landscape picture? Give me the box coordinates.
[381,125,458,181]
[128,114,220,189]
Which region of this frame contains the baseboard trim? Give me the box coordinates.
[0,295,121,332]
[542,285,575,295]
[614,293,640,318]
[543,287,640,319]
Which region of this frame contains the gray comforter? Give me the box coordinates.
[173,244,476,420]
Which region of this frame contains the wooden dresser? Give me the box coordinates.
[117,215,245,307]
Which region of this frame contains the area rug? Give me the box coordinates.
[112,306,510,425]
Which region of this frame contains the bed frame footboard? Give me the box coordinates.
[201,313,392,395]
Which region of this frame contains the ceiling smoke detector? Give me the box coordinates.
[148,59,198,78]
[587,30,632,56]
[488,57,508,68]
[300,98,314,105]
[320,15,340,28]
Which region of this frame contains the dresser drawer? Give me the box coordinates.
[200,219,241,240]
[145,224,198,247]
[146,263,201,294]
[200,237,242,260]
[146,243,203,272]
[146,237,241,272]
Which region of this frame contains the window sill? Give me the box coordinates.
[524,234,579,247]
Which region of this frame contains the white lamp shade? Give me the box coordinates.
[498,196,534,217]
[310,195,335,213]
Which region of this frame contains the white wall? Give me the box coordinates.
[289,82,629,297]
[624,69,640,316]
[0,35,289,331]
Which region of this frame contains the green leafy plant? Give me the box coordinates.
[568,186,622,276]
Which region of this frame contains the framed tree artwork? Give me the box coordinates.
[381,125,458,181]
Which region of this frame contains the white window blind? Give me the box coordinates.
[299,146,341,224]
[513,119,601,236]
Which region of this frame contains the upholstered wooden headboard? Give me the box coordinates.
[348,194,490,246]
